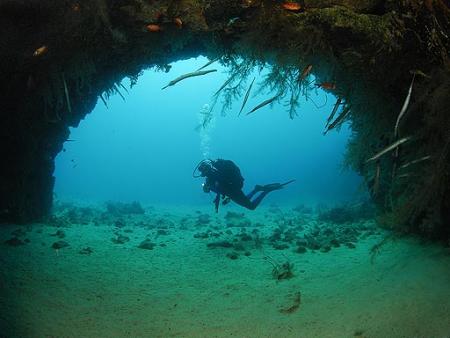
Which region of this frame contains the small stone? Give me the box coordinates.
[320,245,331,253]
[226,252,239,260]
[233,243,245,251]
[52,240,69,249]
[79,247,93,255]
[273,243,289,250]
[330,238,340,247]
[4,237,25,246]
[111,234,130,244]
[207,240,233,248]
[11,228,26,237]
[244,251,252,256]
[50,230,65,238]
[345,242,356,249]
[295,246,307,254]
[138,239,155,250]
[240,234,253,241]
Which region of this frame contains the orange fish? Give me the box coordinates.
[33,45,47,57]
[316,82,336,90]
[146,24,162,32]
[282,2,302,11]
[173,17,182,28]
[299,64,313,81]
[72,3,80,11]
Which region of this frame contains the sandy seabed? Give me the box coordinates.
[1,204,450,338]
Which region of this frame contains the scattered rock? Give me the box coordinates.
[111,234,130,244]
[207,240,233,249]
[11,228,26,237]
[79,247,93,255]
[295,246,307,254]
[273,243,289,250]
[226,252,239,260]
[345,242,356,249]
[320,245,331,253]
[193,231,209,239]
[52,240,69,249]
[240,234,253,241]
[50,230,65,238]
[4,237,25,246]
[138,239,156,250]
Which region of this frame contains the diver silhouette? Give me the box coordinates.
[193,159,295,212]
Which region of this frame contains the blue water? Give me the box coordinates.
[54,57,363,208]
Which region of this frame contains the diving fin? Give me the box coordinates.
[263,179,295,192]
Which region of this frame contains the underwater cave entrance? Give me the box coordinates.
[53,57,365,210]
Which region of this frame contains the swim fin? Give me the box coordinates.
[263,179,295,192]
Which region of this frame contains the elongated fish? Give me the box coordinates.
[366,137,411,163]
[162,69,217,90]
[394,74,415,138]
[246,93,281,116]
[325,97,342,129]
[214,75,235,96]
[196,57,220,72]
[323,104,351,134]
[113,83,126,101]
[238,77,255,116]
[399,155,431,170]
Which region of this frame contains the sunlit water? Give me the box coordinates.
[54,57,363,209]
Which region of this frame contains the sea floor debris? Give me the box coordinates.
[1,202,450,337]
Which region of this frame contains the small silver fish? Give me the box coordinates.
[162,69,217,90]
[246,93,281,116]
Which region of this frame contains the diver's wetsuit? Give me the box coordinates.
[198,159,292,212]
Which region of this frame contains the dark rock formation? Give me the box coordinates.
[0,0,449,240]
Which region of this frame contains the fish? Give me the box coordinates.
[99,94,108,108]
[62,73,71,113]
[246,93,281,116]
[394,74,415,139]
[316,82,336,90]
[282,2,302,11]
[113,83,126,101]
[196,57,220,72]
[299,64,312,82]
[146,24,162,32]
[399,155,431,170]
[161,69,217,90]
[325,97,342,129]
[213,75,235,96]
[227,17,240,26]
[119,82,129,94]
[173,17,182,28]
[323,104,351,134]
[238,77,255,116]
[33,45,47,57]
[366,137,412,163]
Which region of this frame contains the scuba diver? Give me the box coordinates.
[193,159,295,212]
